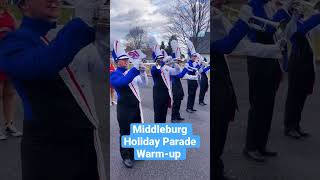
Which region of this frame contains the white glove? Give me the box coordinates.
[173,63,181,72]
[163,56,173,65]
[132,59,142,70]
[139,65,146,73]
[291,1,304,17]
[280,0,294,12]
[239,5,253,24]
[276,38,287,51]
[64,0,103,27]
[313,1,320,13]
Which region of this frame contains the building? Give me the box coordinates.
[190,32,210,62]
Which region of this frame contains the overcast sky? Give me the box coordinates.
[110,0,172,46]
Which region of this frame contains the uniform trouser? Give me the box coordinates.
[154,87,170,123]
[284,71,313,131]
[171,98,182,120]
[199,75,208,103]
[213,106,235,180]
[187,80,198,109]
[245,59,281,151]
[21,124,98,180]
[284,88,308,131]
[117,105,141,160]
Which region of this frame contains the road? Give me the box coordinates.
[223,56,320,180]
[110,77,210,180]
[0,76,210,180]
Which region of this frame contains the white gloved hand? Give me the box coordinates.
[239,5,253,24]
[291,0,304,17]
[132,59,142,70]
[314,1,320,13]
[280,0,294,12]
[276,38,287,51]
[139,65,146,73]
[163,56,173,65]
[64,0,104,27]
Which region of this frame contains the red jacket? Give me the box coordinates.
[0,10,15,80]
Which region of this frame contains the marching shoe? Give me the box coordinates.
[243,149,265,162]
[5,124,22,137]
[171,119,179,123]
[284,129,301,139]
[177,117,185,121]
[123,158,134,168]
[259,149,278,157]
[223,175,239,180]
[186,109,194,113]
[191,109,197,112]
[172,117,185,123]
[296,129,310,138]
[199,102,207,106]
[0,128,7,140]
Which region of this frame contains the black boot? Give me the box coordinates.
[296,128,310,138]
[259,149,278,157]
[243,149,265,162]
[122,150,134,168]
[284,129,301,139]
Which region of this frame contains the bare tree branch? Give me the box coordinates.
[125,26,148,50]
[166,0,210,51]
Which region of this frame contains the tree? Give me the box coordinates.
[166,0,210,50]
[165,35,178,56]
[125,26,147,50]
[160,41,166,50]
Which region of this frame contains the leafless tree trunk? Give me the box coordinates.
[125,26,148,50]
[167,0,210,50]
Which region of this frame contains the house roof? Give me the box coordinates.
[190,32,210,54]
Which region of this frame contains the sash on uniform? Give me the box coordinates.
[40,36,106,180]
[160,65,173,107]
[123,69,145,123]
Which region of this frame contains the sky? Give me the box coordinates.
[110,0,172,47]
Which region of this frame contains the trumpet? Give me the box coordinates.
[249,15,282,31]
[222,5,282,32]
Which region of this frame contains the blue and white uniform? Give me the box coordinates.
[151,54,179,123]
[244,0,284,153]
[0,16,105,180]
[198,59,210,104]
[212,17,250,180]
[110,40,147,161]
[273,8,320,133]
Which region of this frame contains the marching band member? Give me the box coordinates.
[272,1,320,139]
[110,40,148,168]
[197,54,210,106]
[243,0,288,162]
[150,42,180,123]
[213,1,286,179]
[213,7,252,180]
[170,40,186,122]
[185,39,201,113]
[213,1,284,59]
[0,0,107,179]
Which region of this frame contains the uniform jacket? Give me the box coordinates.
[0,16,106,180]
